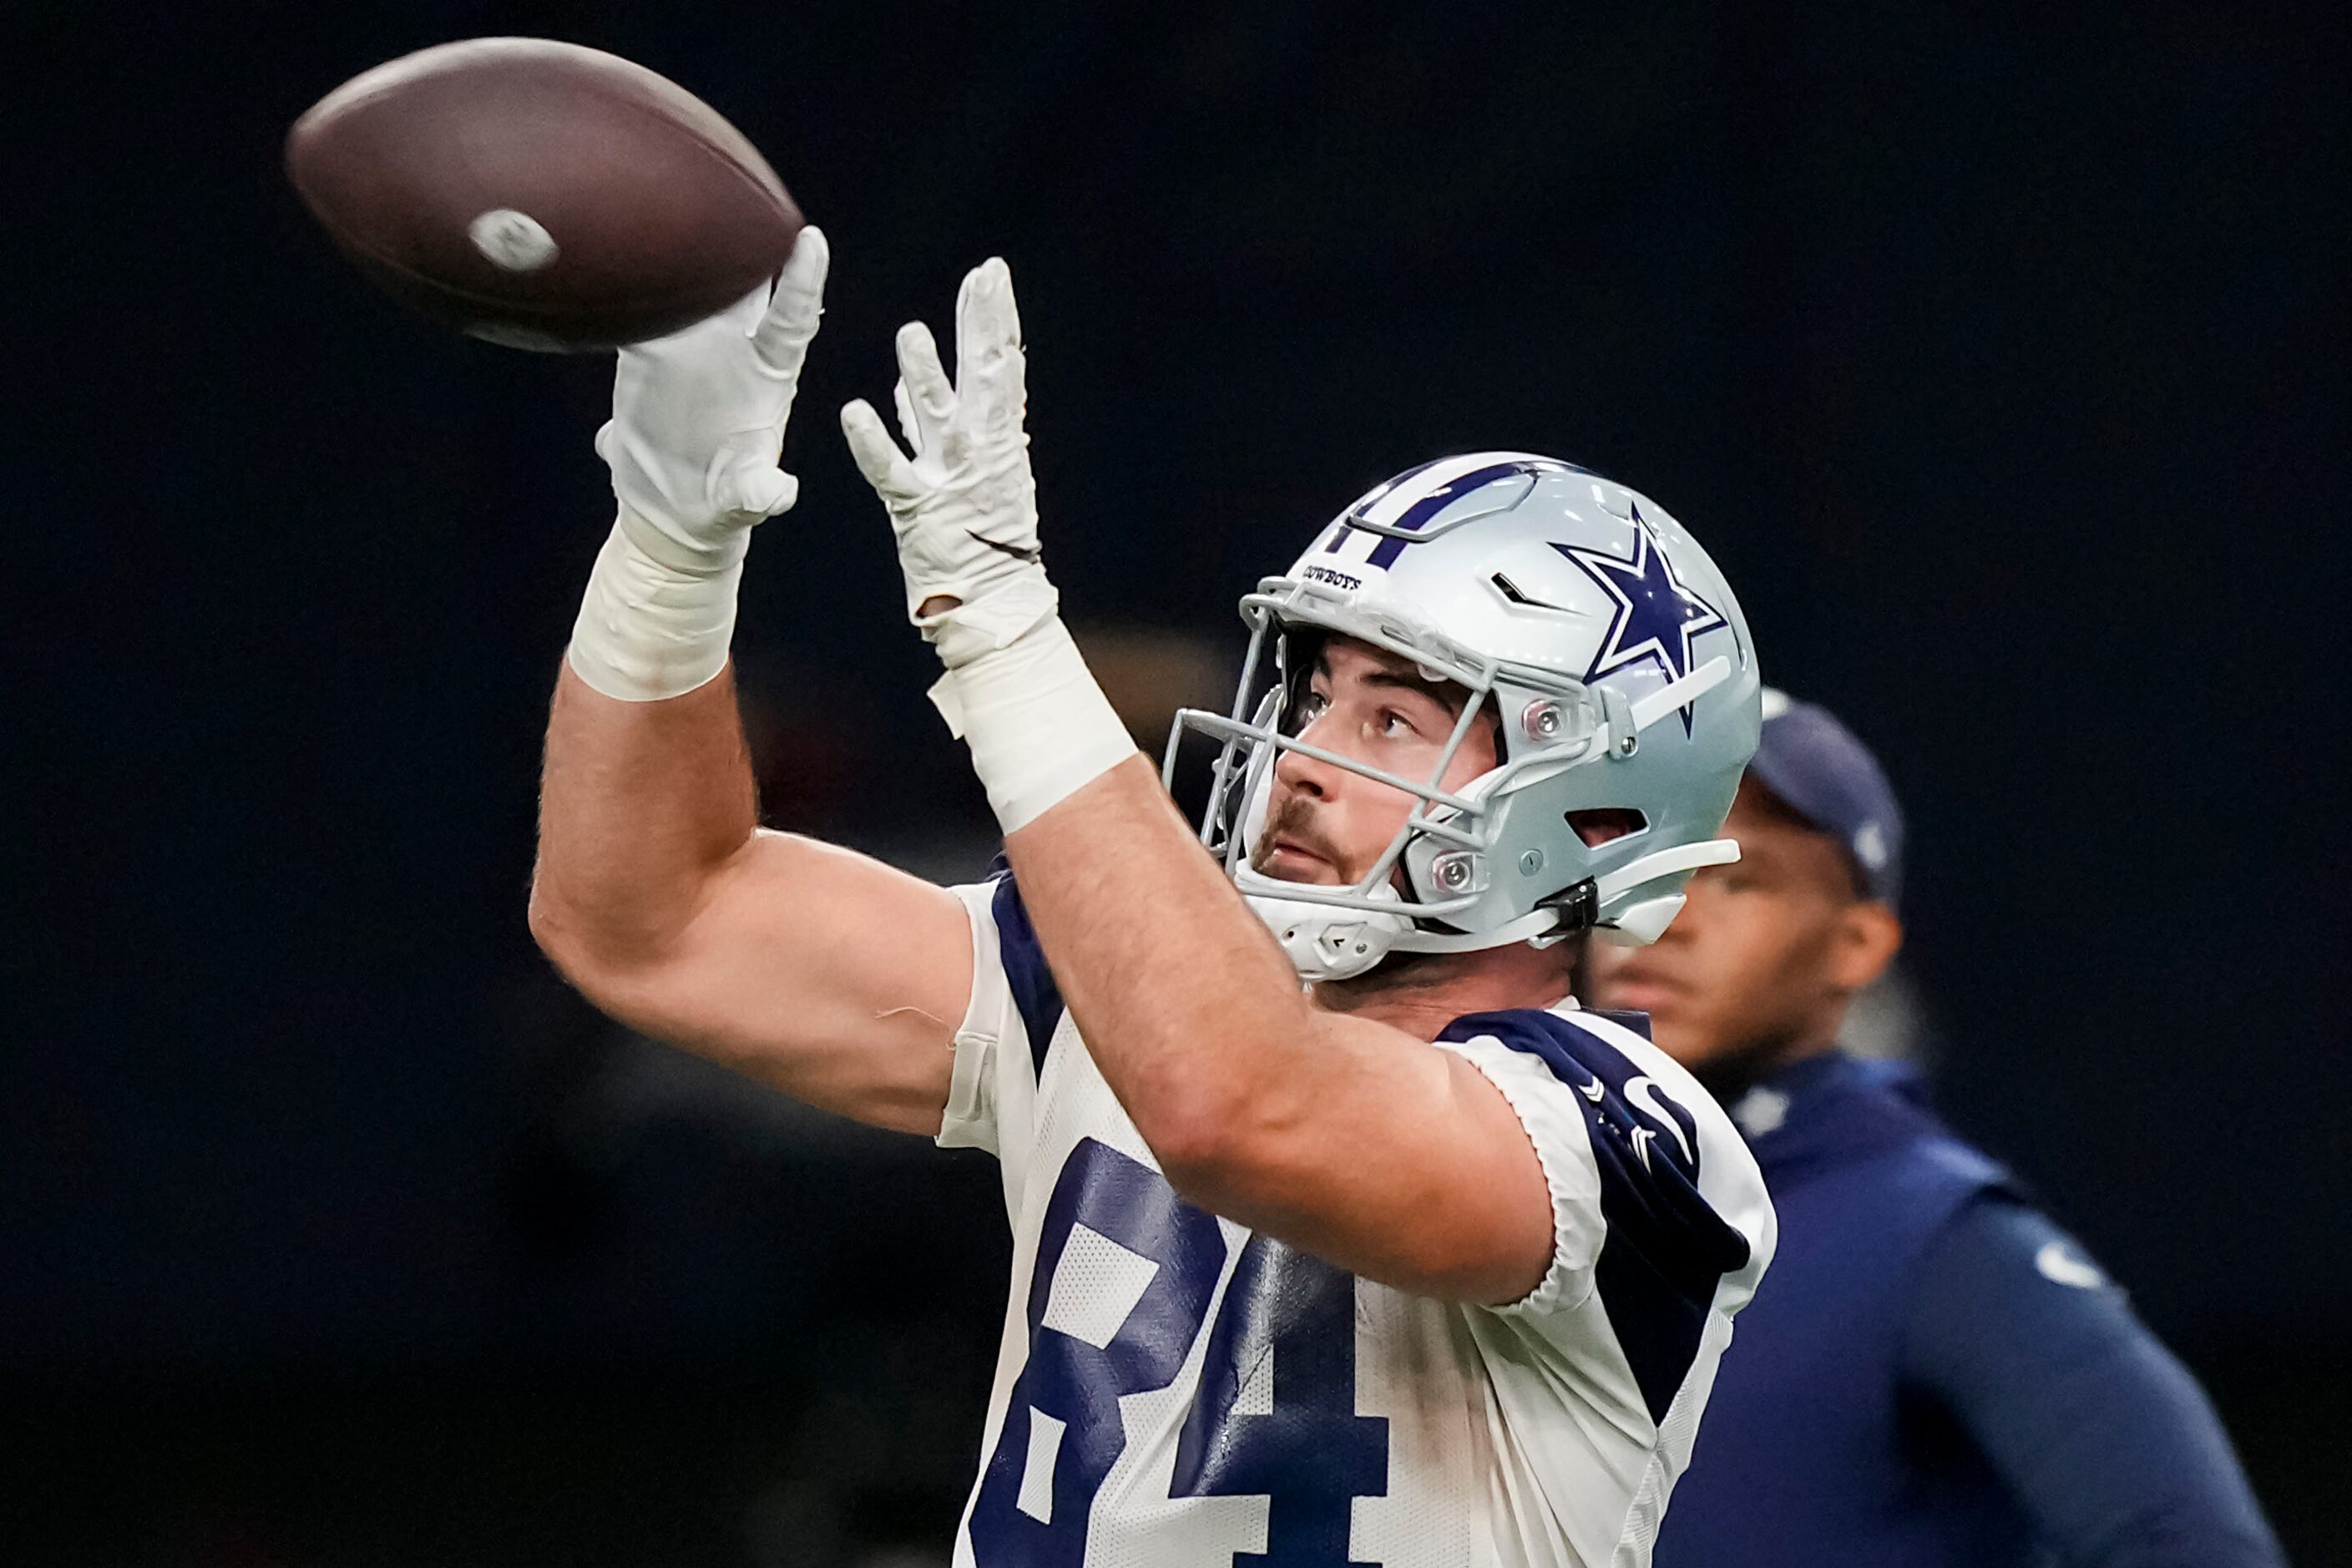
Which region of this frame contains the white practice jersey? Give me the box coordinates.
[938,876,1776,1568]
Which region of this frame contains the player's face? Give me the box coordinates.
[1583,777,1901,1073]
[1251,638,1495,888]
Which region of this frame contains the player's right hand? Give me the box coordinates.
[594,225,829,571]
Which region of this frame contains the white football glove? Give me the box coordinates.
[839,259,1136,831]
[566,229,827,701]
[597,225,830,573]
[839,257,1058,669]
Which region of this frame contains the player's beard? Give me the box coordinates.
[1248,793,1352,885]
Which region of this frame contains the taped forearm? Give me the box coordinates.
[566,518,744,701]
[928,615,1139,832]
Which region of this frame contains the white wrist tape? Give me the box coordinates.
[928,616,1139,832]
[565,516,744,701]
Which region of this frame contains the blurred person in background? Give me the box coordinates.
[1586,690,2285,1568]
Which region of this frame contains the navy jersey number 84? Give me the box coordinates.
[938,874,1776,1568]
[969,1138,1388,1566]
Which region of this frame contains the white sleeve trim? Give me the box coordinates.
[1435,1031,1606,1318]
[935,880,1006,1153]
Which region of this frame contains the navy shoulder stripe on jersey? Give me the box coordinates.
[1443,1008,1751,1425]
[989,872,1063,1075]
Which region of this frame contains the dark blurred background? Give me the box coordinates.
[8,1,2345,1563]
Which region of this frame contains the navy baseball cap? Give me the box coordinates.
[1746,689,1906,908]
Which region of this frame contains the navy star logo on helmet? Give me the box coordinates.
[1554,504,1728,735]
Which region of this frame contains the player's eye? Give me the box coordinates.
[1293,689,1331,726]
[1375,707,1418,740]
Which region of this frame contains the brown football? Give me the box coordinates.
[286,38,802,351]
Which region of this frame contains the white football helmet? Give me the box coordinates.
[1165,453,1761,981]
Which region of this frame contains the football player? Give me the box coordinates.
[531,230,1777,1565]
[1586,693,2286,1567]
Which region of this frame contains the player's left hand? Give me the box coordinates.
[841,258,1059,669]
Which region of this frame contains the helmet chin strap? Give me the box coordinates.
[1391,907,1565,956]
[1387,836,1742,957]
[1242,833,1743,979]
[1238,857,1570,981]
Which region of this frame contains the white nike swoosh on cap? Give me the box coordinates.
[2035,1240,2106,1290]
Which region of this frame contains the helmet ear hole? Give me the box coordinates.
[1566,807,1647,847]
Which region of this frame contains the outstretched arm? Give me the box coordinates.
[531,664,970,1134]
[529,230,972,1136]
[1003,761,1555,1302]
[840,260,1552,1297]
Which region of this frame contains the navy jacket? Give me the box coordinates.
[1655,1050,2283,1568]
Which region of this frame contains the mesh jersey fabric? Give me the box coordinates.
[936,875,1775,1568]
